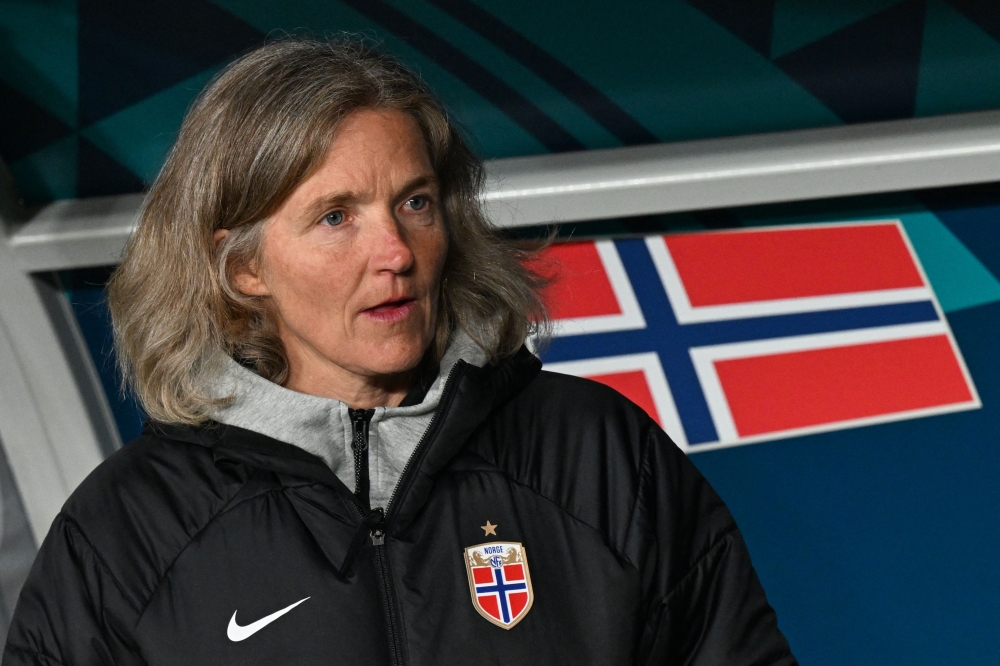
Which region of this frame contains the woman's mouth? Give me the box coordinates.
[362,298,417,323]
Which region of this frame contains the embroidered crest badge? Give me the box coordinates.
[464,541,534,629]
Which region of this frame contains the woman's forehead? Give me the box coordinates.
[281,110,438,213]
[327,109,431,170]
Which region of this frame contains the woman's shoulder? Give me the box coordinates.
[65,425,248,519]
[473,367,734,574]
[56,425,253,597]
[520,368,662,441]
[466,368,681,541]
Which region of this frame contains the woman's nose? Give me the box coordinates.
[366,210,415,274]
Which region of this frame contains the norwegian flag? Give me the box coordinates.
[537,221,980,452]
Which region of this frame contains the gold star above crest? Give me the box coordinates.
[481,520,497,536]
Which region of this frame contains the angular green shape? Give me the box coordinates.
[81,69,219,184]
[472,0,841,143]
[8,134,77,204]
[916,0,1000,117]
[209,0,547,158]
[900,212,1000,313]
[0,0,77,127]
[384,0,620,150]
[770,0,901,59]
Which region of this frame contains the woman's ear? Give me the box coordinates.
[213,229,270,297]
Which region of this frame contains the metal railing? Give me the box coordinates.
[8,109,1000,273]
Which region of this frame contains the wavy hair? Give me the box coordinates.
[107,38,547,425]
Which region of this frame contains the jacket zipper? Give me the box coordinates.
[365,361,467,666]
[371,515,401,666]
[346,408,402,663]
[381,361,466,523]
[348,408,375,511]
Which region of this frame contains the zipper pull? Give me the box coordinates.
[348,408,375,507]
[370,507,386,546]
[350,408,371,452]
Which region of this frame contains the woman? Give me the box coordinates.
[4,39,795,665]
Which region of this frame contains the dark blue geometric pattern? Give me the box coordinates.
[774,0,927,123]
[687,0,776,57]
[78,0,263,126]
[0,80,72,162]
[6,0,1000,202]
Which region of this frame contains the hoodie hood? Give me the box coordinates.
[207,331,488,508]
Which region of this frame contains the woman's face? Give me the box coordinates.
[233,109,448,404]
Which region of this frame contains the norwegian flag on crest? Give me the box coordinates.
[465,542,534,629]
[536,221,980,452]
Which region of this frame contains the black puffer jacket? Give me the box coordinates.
[4,349,796,665]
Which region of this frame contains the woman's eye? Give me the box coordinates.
[322,211,344,226]
[406,196,429,211]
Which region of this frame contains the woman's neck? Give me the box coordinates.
[284,363,417,408]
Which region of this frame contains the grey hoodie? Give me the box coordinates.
[209,333,487,508]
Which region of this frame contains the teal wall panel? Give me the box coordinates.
[771,0,902,59]
[80,68,220,183]
[0,0,77,127]
[479,0,843,142]
[900,212,1000,312]
[6,1,1000,202]
[917,0,1000,116]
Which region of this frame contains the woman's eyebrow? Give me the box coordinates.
[301,174,439,217]
[397,174,439,196]
[302,191,358,218]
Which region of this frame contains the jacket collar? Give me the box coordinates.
[387,346,541,528]
[204,332,488,491]
[145,346,542,525]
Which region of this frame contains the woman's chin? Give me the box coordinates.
[356,340,430,377]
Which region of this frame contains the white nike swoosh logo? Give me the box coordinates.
[227,597,310,642]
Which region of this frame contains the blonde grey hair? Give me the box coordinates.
[108,38,547,425]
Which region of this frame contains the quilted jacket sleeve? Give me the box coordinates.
[2,514,144,666]
[631,426,798,666]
